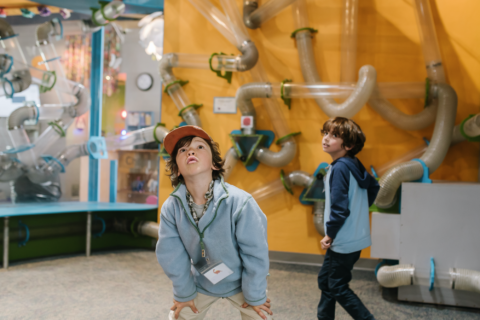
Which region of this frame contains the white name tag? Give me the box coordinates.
[202,263,233,285]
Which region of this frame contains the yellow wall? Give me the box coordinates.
[159,0,480,258]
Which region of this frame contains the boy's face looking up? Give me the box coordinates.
[322,130,352,161]
[176,137,217,180]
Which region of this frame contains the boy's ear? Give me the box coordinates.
[211,163,219,171]
[344,144,353,151]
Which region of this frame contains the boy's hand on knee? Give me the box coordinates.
[171,299,199,319]
[320,235,333,250]
[241,298,272,320]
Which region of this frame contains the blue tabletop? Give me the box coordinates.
[0,202,158,217]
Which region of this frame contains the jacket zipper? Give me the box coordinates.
[172,194,228,258]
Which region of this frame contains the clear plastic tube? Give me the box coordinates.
[37,43,76,105]
[374,143,428,177]
[340,0,359,83]
[105,126,155,150]
[250,61,291,139]
[37,107,65,120]
[223,147,239,181]
[248,178,286,203]
[271,82,425,99]
[187,0,238,47]
[8,128,37,167]
[413,0,445,83]
[292,0,309,30]
[219,0,252,47]
[14,61,57,89]
[172,53,239,72]
[249,0,297,27]
[0,37,27,72]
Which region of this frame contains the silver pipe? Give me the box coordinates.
[377,264,415,288]
[159,54,202,127]
[223,147,239,181]
[71,83,91,117]
[235,82,266,134]
[236,40,259,71]
[236,82,297,167]
[243,0,296,30]
[8,105,37,130]
[450,268,480,293]
[243,0,259,29]
[137,221,159,239]
[375,84,457,208]
[5,69,32,95]
[36,20,59,45]
[313,201,325,237]
[254,139,296,167]
[286,170,313,188]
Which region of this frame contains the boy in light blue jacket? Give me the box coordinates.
[156,125,273,320]
[318,117,379,320]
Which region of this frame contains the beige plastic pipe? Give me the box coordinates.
[375,84,457,208]
[292,0,376,118]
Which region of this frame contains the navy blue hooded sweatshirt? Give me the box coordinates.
[324,157,380,253]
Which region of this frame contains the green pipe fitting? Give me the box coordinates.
[280,170,293,195]
[178,104,203,118]
[209,52,234,84]
[459,115,480,142]
[153,123,166,144]
[290,27,318,39]
[48,121,66,137]
[276,132,301,145]
[164,79,189,94]
[281,79,293,109]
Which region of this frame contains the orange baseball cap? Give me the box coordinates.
[163,125,213,155]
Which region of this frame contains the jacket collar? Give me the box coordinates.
[170,176,229,230]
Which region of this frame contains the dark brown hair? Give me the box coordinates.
[166,135,225,187]
[321,117,366,157]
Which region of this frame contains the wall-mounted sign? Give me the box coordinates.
[213,97,237,114]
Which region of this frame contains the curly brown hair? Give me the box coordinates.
[321,117,366,158]
[165,135,225,187]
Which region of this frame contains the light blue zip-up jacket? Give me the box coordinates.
[156,177,269,305]
[324,157,379,254]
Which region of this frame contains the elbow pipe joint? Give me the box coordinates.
[158,53,176,83]
[254,139,297,167]
[313,201,325,237]
[243,0,260,29]
[236,82,272,134]
[286,170,314,188]
[236,40,259,71]
[8,104,37,130]
[9,69,32,95]
[72,83,90,116]
[36,20,59,45]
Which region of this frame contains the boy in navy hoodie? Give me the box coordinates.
[317,117,379,320]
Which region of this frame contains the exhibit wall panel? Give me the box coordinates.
[158,0,480,258]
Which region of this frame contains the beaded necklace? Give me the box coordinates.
[185,180,215,225]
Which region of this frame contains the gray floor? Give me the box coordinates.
[1,250,479,320]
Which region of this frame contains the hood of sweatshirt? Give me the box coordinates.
[332,157,378,190]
